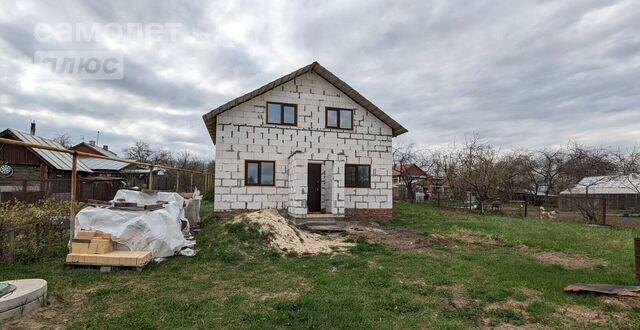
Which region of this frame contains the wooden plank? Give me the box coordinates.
[69,152,78,245]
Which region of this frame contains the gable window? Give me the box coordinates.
[345,164,370,188]
[245,160,275,186]
[267,102,297,126]
[326,108,353,130]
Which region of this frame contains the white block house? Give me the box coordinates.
[202,62,407,220]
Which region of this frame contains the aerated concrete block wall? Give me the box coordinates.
[214,71,393,217]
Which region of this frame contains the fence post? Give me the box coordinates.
[176,171,180,192]
[148,166,154,190]
[602,198,607,226]
[69,152,78,244]
[2,228,16,263]
[190,173,194,192]
[524,199,528,218]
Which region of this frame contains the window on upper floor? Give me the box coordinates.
[345,164,370,188]
[326,108,353,130]
[266,102,297,126]
[245,160,275,186]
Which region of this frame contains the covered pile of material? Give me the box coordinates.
[75,190,189,258]
[234,209,353,254]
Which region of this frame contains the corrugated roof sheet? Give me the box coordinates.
[80,157,129,171]
[73,142,119,158]
[560,175,640,195]
[202,61,408,144]
[6,129,92,172]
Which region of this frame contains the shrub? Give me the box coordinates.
[202,186,214,202]
[0,198,80,263]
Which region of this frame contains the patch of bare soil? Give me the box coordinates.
[483,288,542,312]
[556,304,625,325]
[1,291,87,330]
[346,223,456,252]
[518,246,606,268]
[449,228,500,245]
[480,288,547,330]
[451,285,468,308]
[244,276,311,302]
[234,209,354,254]
[600,296,640,309]
[488,323,547,330]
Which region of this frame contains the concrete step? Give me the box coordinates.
[305,224,346,232]
[292,218,338,226]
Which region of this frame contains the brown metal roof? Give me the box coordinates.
[2,129,93,172]
[202,61,408,144]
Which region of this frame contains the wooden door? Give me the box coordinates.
[307,163,322,212]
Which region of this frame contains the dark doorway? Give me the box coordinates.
[307,163,322,212]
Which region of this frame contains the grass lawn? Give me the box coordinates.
[2,201,640,329]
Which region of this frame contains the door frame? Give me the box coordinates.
[307,163,322,213]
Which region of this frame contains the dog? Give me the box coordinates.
[539,206,558,219]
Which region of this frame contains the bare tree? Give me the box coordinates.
[123,140,153,162]
[612,146,640,194]
[519,148,567,205]
[496,150,530,201]
[150,149,174,166]
[52,133,73,148]
[392,143,428,201]
[448,135,503,213]
[562,142,616,223]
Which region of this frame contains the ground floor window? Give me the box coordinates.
[345,164,370,188]
[245,160,275,186]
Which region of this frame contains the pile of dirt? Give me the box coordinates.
[234,209,353,254]
[416,234,458,248]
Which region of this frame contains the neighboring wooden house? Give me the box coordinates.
[202,62,408,220]
[0,126,93,201]
[71,141,165,189]
[392,164,428,200]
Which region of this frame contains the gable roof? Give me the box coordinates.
[72,142,119,158]
[202,61,408,144]
[392,164,427,177]
[1,129,92,172]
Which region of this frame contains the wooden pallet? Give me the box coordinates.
[63,261,148,272]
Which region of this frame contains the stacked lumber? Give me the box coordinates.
[66,230,152,267]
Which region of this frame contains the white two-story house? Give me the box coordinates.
[202,62,407,221]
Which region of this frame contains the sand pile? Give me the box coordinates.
[233,209,354,254]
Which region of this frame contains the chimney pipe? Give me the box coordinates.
[103,144,109,151]
[89,140,96,146]
[30,121,36,135]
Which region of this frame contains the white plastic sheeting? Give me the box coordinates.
[75,190,188,258]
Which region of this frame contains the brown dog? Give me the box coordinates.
[539,206,558,219]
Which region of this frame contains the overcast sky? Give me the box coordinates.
[1,0,639,160]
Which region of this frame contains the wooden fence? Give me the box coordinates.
[0,178,125,203]
[1,216,70,263]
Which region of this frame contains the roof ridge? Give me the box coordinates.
[202,61,407,144]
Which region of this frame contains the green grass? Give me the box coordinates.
[2,201,640,329]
